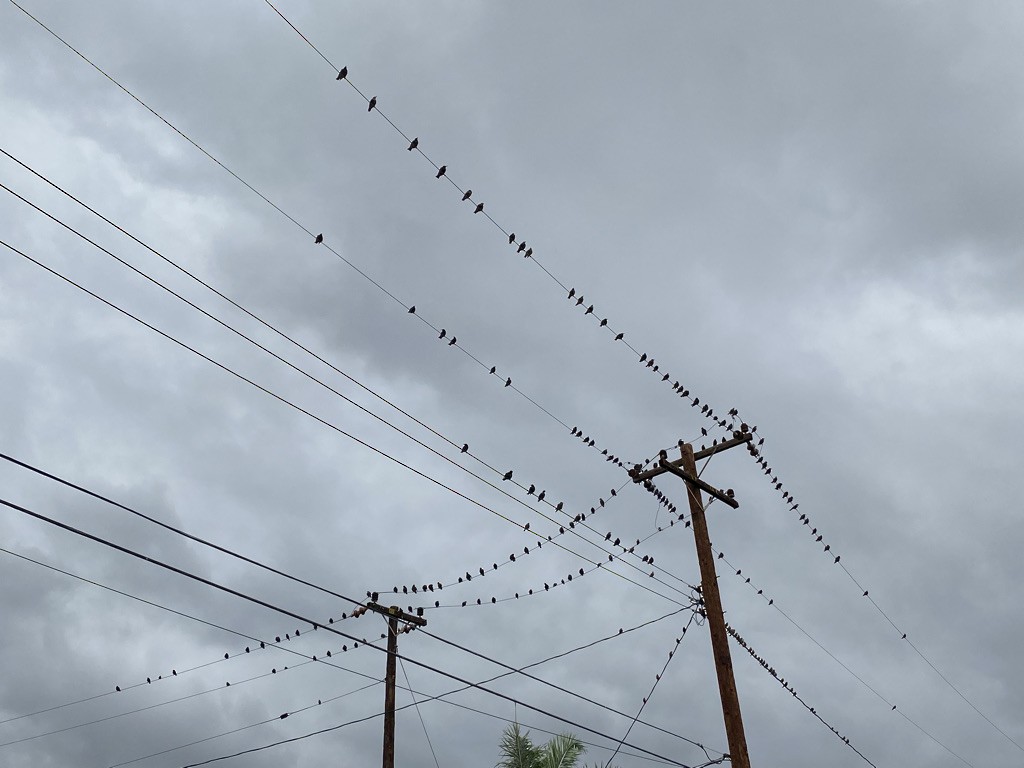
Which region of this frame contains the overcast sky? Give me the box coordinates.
[2,2,1023,767]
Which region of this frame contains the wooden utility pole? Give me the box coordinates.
[630,432,752,768]
[365,602,427,768]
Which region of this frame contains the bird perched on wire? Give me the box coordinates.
[407,137,419,151]
[314,233,323,244]
[336,66,348,80]
[436,165,446,179]
[368,96,377,112]
[462,189,472,201]
[475,202,484,213]
[438,329,446,340]
[502,470,513,481]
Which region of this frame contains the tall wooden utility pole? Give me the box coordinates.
[365,602,427,768]
[630,432,753,768]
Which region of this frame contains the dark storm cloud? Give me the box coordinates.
[1,2,1022,767]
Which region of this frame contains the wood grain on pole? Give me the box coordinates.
[680,443,752,768]
[382,613,399,768]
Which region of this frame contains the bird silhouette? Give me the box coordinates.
[502,470,513,481]
[614,332,624,341]
[524,523,530,531]
[336,67,348,80]
[462,190,472,201]
[438,329,446,339]
[524,248,533,258]
[536,490,546,501]
[568,288,576,299]
[489,366,496,374]
[461,443,469,453]
[505,377,512,387]
[368,96,377,112]
[448,336,457,346]
[575,296,584,306]
[407,138,419,151]
[436,165,447,179]
[475,202,484,213]
[585,305,594,315]
[407,305,415,314]
[527,484,535,495]
[600,318,607,327]
[517,242,527,253]
[314,233,323,244]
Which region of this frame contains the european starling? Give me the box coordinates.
[503,470,513,481]
[314,233,323,244]
[462,189,472,201]
[336,67,348,80]
[407,137,419,151]
[368,96,377,112]
[474,203,484,213]
[436,165,447,178]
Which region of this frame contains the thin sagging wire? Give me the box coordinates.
[0,237,691,609]
[0,494,717,764]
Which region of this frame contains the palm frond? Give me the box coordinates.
[497,723,542,768]
[541,733,586,768]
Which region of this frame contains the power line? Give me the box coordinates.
[605,611,699,768]
[397,655,442,768]
[0,546,368,725]
[2,0,630,473]
[726,621,881,768]
[260,0,748,442]
[0,494,713,768]
[743,440,1024,757]
[0,179,694,605]
[3,543,694,754]
[0,236,690,609]
[710,544,981,767]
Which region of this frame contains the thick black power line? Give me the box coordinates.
[0,546,372,726]
[0,494,712,767]
[2,543,701,759]
[0,449,705,753]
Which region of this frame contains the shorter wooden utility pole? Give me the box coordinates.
[630,432,753,768]
[365,602,427,768]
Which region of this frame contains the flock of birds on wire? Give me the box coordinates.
[0,7,996,767]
